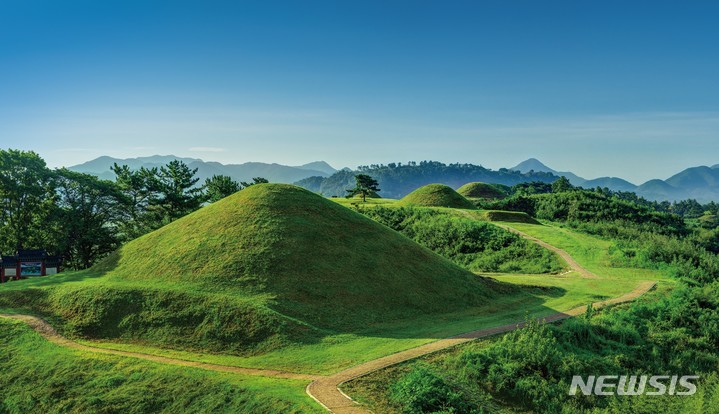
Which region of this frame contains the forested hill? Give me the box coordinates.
[70,155,336,184]
[295,161,558,199]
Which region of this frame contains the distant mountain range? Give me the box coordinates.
[70,155,719,203]
[510,158,719,203]
[69,155,337,184]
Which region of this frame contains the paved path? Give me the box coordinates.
[0,313,319,381]
[305,281,656,413]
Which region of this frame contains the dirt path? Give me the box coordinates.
[306,280,656,413]
[495,224,599,279]
[0,313,319,381]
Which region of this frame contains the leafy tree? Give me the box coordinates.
[111,163,162,239]
[551,176,573,193]
[240,177,269,188]
[156,160,203,223]
[52,169,122,269]
[204,175,241,203]
[346,174,380,202]
[0,149,55,252]
[512,181,553,196]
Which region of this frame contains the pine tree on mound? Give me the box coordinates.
[399,184,476,209]
[457,182,507,200]
[94,184,501,332]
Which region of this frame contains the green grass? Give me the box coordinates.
[340,220,680,413]
[501,222,674,284]
[0,318,321,414]
[0,184,515,370]
[0,197,671,379]
[479,210,540,224]
[398,184,476,209]
[330,197,399,207]
[456,182,507,200]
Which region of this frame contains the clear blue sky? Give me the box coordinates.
[2,0,719,183]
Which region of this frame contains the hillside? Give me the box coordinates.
[70,155,335,183]
[510,158,586,186]
[457,182,507,200]
[93,184,499,328]
[399,184,476,209]
[509,158,719,202]
[581,177,637,192]
[667,166,719,188]
[636,179,688,202]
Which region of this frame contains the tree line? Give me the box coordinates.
[0,149,263,270]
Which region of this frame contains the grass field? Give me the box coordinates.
[0,215,669,377]
[479,210,540,224]
[330,197,399,207]
[0,192,673,413]
[482,221,675,312]
[0,318,321,414]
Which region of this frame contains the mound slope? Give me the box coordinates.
[399,184,476,209]
[96,184,499,329]
[457,182,507,200]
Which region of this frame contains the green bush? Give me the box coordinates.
[390,365,476,414]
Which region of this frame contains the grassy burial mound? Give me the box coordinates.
[399,184,476,209]
[457,182,507,200]
[9,184,507,354]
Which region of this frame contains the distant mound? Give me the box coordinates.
[95,184,498,332]
[457,182,507,200]
[399,184,476,209]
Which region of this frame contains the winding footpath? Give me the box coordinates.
[0,227,656,414]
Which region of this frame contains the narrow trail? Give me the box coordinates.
[0,313,319,381]
[305,281,656,414]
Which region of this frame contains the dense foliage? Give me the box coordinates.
[0,149,254,269]
[483,187,686,233]
[357,206,562,274]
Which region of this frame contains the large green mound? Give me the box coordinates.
[399,184,476,209]
[457,182,507,200]
[95,184,498,330]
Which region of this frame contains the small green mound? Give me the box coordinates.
[481,210,540,224]
[457,182,507,200]
[399,184,476,209]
